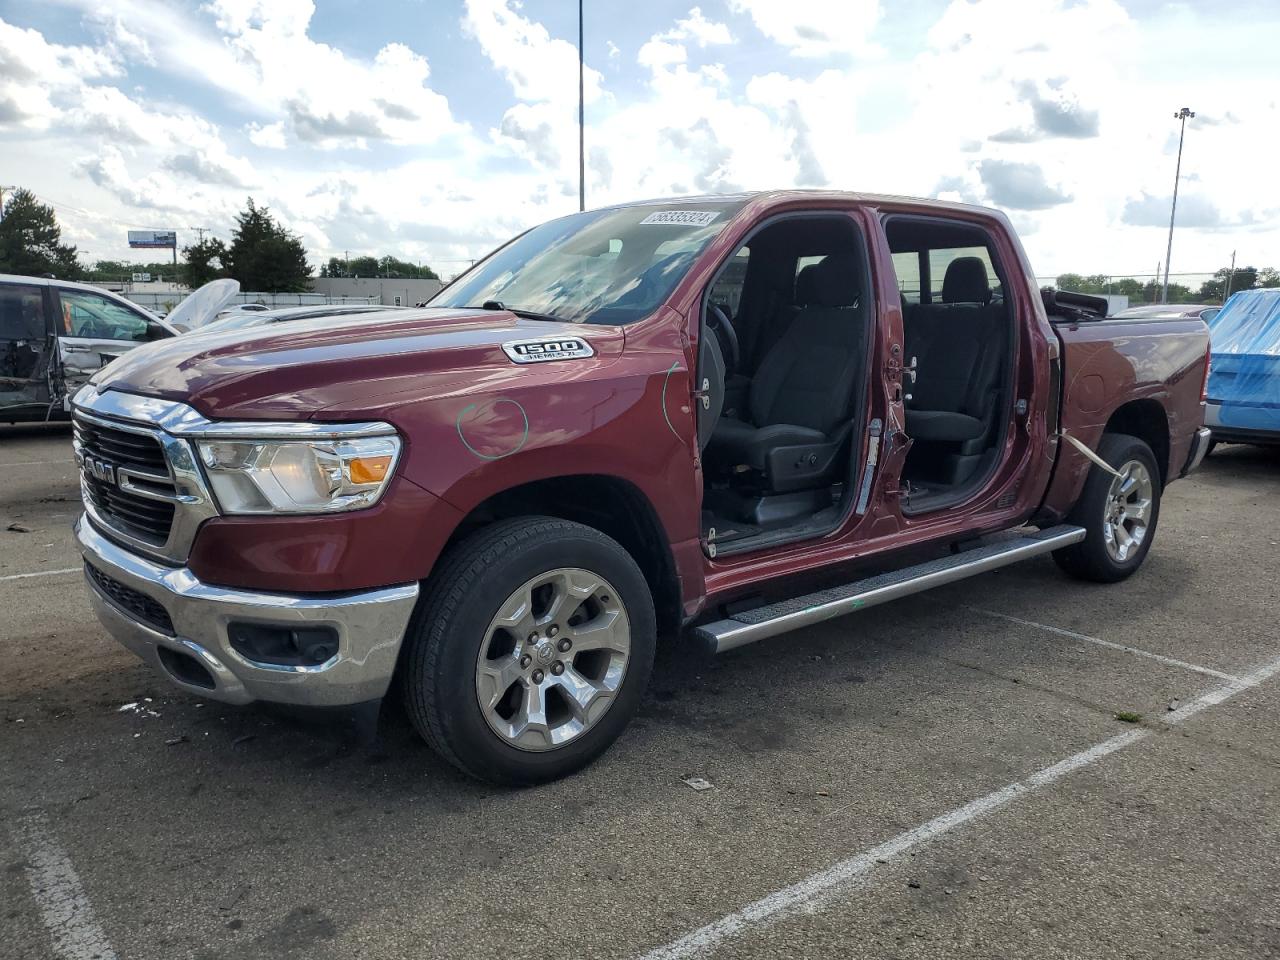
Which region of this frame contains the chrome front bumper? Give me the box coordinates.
[76,516,419,707]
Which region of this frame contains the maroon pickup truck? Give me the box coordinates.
[72,192,1211,785]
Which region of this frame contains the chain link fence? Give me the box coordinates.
[122,291,381,314]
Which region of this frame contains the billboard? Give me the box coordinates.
[128,230,177,249]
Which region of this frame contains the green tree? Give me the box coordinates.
[378,255,438,279]
[181,238,228,288]
[222,198,311,292]
[0,188,82,278]
[1054,273,1111,295]
[1114,278,1145,300]
[320,256,349,278]
[346,255,380,277]
[1199,265,1259,302]
[1258,267,1280,288]
[328,254,440,279]
[82,259,181,282]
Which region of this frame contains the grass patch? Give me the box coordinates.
[1114,711,1143,724]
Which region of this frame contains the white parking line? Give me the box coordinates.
[636,652,1280,960]
[10,814,119,960]
[969,607,1240,682]
[0,567,80,583]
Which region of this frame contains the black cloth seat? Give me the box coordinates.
[903,257,1004,450]
[940,255,992,305]
[707,255,864,490]
[905,409,985,442]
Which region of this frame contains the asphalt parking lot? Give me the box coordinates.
[3,423,1279,960]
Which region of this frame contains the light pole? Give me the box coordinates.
[1161,106,1194,304]
[577,0,585,212]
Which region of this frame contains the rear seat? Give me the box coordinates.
[903,257,1006,454]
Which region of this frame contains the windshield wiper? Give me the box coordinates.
[471,300,572,324]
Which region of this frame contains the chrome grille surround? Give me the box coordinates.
[71,384,401,564]
[72,387,219,564]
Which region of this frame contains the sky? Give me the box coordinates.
[0,0,1276,281]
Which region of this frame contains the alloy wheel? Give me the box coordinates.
[1102,459,1154,562]
[474,567,631,751]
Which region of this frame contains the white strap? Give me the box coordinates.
[1058,432,1124,479]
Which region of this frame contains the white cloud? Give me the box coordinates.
[246,120,287,149]
[728,0,881,58]
[978,159,1072,210]
[463,0,603,105]
[0,16,121,129]
[3,0,1276,281]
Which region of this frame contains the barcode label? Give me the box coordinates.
[639,210,720,227]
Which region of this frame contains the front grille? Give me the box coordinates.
[75,418,176,546]
[85,562,175,635]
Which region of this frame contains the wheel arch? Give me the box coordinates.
[1103,398,1171,486]
[442,474,683,636]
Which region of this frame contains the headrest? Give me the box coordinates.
[941,256,991,304]
[794,262,822,305]
[810,254,860,308]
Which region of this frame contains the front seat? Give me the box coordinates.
[706,255,865,493]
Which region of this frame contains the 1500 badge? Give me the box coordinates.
[502,337,595,364]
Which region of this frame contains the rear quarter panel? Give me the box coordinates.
[1042,317,1209,516]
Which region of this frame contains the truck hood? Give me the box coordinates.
[92,307,624,420]
[161,278,241,332]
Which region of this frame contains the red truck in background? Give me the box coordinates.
[72,192,1212,785]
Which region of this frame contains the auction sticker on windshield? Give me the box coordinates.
[639,210,720,227]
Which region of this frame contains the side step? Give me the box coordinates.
[693,524,1086,654]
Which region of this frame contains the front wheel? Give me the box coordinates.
[1053,432,1161,583]
[400,516,655,785]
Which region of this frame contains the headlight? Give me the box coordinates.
[197,435,401,514]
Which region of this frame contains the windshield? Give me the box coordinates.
[431,200,747,325]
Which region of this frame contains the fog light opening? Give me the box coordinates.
[227,622,340,667]
[157,646,216,689]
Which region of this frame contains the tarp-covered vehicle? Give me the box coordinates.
[1205,289,1280,447]
[0,276,237,422]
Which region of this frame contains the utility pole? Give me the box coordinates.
[1222,249,1237,304]
[1162,106,1195,304]
[578,0,585,212]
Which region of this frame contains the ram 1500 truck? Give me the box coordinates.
[72,192,1212,785]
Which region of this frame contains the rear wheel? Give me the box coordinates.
[400,516,655,785]
[1053,433,1161,583]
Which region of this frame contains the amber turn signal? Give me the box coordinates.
[347,455,393,485]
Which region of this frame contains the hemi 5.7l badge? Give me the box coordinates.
[502,336,594,364]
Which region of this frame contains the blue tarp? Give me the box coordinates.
[1206,289,1280,435]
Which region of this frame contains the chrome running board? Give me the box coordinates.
[694,524,1086,654]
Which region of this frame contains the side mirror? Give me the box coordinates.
[146,321,172,341]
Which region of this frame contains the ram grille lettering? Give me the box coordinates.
[82,456,118,485]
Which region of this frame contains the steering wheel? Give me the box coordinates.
[77,316,111,339]
[706,303,740,378]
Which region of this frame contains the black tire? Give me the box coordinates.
[400,516,655,786]
[1053,432,1161,583]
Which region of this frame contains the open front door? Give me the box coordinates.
[0,282,53,420]
[694,210,885,557]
